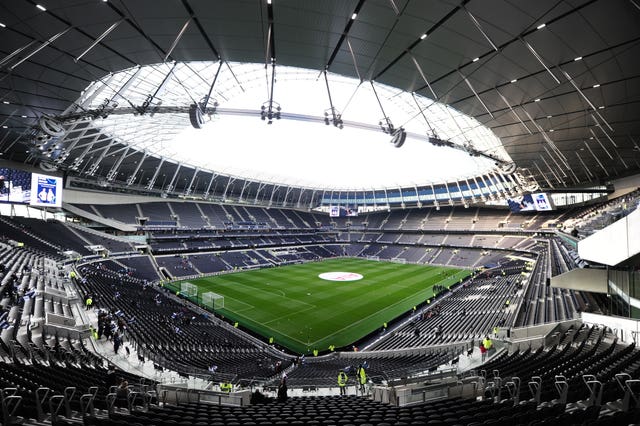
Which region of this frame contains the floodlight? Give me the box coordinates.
[390,128,406,148]
[189,104,205,129]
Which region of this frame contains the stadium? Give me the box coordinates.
[0,0,639,425]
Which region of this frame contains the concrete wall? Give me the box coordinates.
[578,209,640,266]
[551,268,608,293]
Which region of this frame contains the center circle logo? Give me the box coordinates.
[318,272,363,282]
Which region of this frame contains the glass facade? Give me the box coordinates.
[608,268,640,319]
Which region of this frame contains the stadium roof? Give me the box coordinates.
[0,0,639,199]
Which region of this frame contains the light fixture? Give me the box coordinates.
[260,101,281,124]
[0,22,6,28]
[324,108,343,129]
[536,23,546,30]
[472,57,479,62]
[547,115,552,118]
[549,129,554,132]
[592,84,600,88]
[36,4,46,11]
[2,101,8,104]
[189,103,205,128]
[510,79,517,83]
[390,128,406,148]
[598,105,605,109]
[21,115,27,118]
[574,56,582,61]
[534,98,540,102]
[351,13,357,20]
[1,125,7,129]
[420,33,427,40]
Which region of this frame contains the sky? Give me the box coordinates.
[172,114,493,189]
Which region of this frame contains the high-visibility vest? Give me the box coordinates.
[338,372,347,386]
[359,368,366,385]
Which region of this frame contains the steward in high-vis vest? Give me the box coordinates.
[357,365,367,395]
[220,381,232,393]
[337,370,348,396]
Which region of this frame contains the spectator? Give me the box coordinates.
[277,374,288,402]
[115,380,129,408]
[479,341,487,362]
[105,365,119,390]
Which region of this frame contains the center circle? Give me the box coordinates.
[318,272,364,282]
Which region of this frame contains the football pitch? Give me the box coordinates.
[174,258,471,354]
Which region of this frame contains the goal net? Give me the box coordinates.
[180,282,198,298]
[392,258,407,264]
[366,255,380,261]
[202,292,224,310]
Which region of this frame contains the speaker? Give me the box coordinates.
[189,103,205,129]
[546,278,551,287]
[390,128,406,148]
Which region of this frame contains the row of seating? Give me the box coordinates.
[74,262,292,381]
[74,201,566,232]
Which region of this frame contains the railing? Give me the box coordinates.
[157,382,251,407]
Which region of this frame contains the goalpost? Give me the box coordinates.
[181,282,198,298]
[366,255,380,261]
[202,292,224,310]
[392,258,407,264]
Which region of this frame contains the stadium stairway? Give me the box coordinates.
[73,262,293,384]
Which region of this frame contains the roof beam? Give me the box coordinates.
[373,0,470,81]
[325,0,367,69]
[22,0,136,67]
[180,0,221,60]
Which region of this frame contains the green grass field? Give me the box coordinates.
[173,258,470,354]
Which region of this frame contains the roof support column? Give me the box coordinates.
[283,186,295,207]
[106,146,129,181]
[184,167,199,195]
[254,182,268,204]
[127,152,148,186]
[238,179,250,201]
[296,188,305,208]
[222,177,237,201]
[203,172,218,198]
[164,164,182,192]
[146,158,165,190]
[86,140,118,176]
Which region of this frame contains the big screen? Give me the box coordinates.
[0,167,62,207]
[30,173,63,208]
[0,168,32,204]
[329,206,359,217]
[508,192,554,213]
